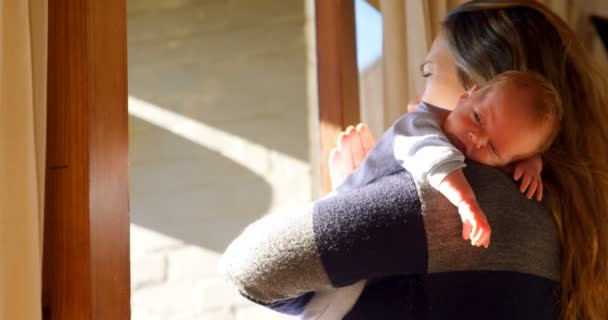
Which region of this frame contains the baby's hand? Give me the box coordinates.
[458,200,491,248]
[513,155,543,201]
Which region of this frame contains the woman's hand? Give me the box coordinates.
[329,124,376,190]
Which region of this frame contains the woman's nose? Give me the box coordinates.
[468,132,488,149]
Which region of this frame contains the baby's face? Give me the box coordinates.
[442,83,548,166]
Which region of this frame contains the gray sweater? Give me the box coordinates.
[221,162,561,319]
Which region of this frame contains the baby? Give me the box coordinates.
[336,70,563,248]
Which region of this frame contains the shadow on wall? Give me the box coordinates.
[129,112,273,253]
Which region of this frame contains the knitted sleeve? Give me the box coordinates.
[220,171,426,304]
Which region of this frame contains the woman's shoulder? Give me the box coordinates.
[416,161,561,282]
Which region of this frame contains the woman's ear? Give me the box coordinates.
[458,85,479,101]
[458,91,471,101]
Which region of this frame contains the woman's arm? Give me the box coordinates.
[220,170,427,304]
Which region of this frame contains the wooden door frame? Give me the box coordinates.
[315,0,361,193]
[41,0,358,317]
[43,0,130,319]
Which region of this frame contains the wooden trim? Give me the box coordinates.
[43,0,130,319]
[315,0,361,193]
[367,0,380,11]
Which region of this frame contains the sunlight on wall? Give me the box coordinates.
[128,96,311,214]
[128,96,308,179]
[129,96,310,320]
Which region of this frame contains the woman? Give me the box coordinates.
[222,1,608,319]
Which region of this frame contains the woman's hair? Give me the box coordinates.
[443,1,608,319]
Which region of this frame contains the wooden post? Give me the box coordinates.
[315,0,361,193]
[43,0,130,319]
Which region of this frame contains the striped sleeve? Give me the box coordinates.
[220,171,428,313]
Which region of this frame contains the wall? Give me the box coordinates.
[128,1,313,319]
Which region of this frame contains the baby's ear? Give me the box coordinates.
[468,85,480,94]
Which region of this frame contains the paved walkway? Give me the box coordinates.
[128,1,314,319]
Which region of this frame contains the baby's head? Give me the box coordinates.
[442,70,563,166]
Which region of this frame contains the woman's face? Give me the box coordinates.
[419,32,466,110]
